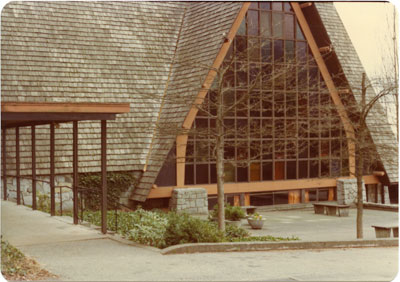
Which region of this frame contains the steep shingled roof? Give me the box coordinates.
[2,1,187,175]
[132,2,243,201]
[1,2,242,199]
[314,2,398,183]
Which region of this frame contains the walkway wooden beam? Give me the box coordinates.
[2,128,7,200]
[73,121,79,225]
[50,123,55,216]
[31,125,37,210]
[2,102,130,114]
[16,127,20,205]
[1,102,130,129]
[101,120,107,234]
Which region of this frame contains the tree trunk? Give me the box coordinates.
[356,73,367,239]
[216,136,225,231]
[216,79,225,232]
[356,159,364,239]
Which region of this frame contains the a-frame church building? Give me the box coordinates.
[1,2,398,211]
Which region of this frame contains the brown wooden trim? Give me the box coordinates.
[234,195,240,206]
[338,89,350,95]
[300,2,313,8]
[2,128,7,200]
[3,112,117,122]
[291,2,356,176]
[244,194,250,205]
[318,46,331,53]
[288,190,301,204]
[373,171,385,177]
[328,187,335,201]
[50,123,55,216]
[73,121,79,225]
[16,127,20,205]
[1,102,130,114]
[31,125,37,210]
[176,134,188,187]
[101,120,107,234]
[182,3,250,130]
[147,175,380,199]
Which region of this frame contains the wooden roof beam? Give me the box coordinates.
[300,2,313,9]
[338,89,351,95]
[319,46,332,54]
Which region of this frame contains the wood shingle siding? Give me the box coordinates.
[2,1,186,177]
[1,1,242,201]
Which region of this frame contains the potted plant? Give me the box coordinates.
[247,213,265,229]
[210,203,245,226]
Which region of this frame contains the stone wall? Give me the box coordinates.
[1,175,74,211]
[169,188,208,215]
[336,178,366,205]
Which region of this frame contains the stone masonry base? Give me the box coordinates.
[169,188,208,215]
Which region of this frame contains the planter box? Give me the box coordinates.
[247,218,265,229]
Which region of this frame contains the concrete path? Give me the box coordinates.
[246,208,399,241]
[1,201,398,281]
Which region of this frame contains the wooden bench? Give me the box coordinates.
[371,225,399,238]
[240,205,257,215]
[313,202,350,217]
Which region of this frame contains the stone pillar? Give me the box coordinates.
[383,185,391,204]
[169,188,208,215]
[377,183,383,203]
[337,178,366,205]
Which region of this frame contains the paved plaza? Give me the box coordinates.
[1,200,398,281]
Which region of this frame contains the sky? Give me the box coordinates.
[335,1,398,135]
[334,1,398,80]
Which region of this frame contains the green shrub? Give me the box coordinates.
[164,212,224,246]
[126,209,168,248]
[224,223,250,239]
[80,209,299,249]
[211,203,245,221]
[79,172,138,210]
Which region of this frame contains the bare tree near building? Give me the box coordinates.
[312,66,397,238]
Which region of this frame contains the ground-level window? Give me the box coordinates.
[207,187,336,209]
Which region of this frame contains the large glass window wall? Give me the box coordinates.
[185,2,349,185]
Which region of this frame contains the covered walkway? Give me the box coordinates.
[1,102,130,233]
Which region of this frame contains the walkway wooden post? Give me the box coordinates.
[2,128,7,200]
[16,127,20,205]
[50,123,55,216]
[73,121,79,224]
[31,125,37,210]
[101,120,107,234]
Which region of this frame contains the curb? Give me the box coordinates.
[161,239,398,255]
[106,233,161,253]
